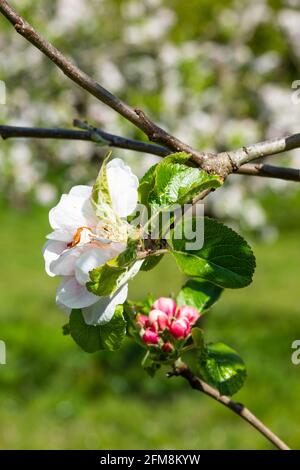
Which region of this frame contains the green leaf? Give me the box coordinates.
[87,242,140,296]
[140,254,164,271]
[170,217,256,289]
[149,153,222,208]
[108,239,138,268]
[138,164,158,206]
[191,327,205,352]
[91,153,112,212]
[62,323,70,336]
[139,153,222,209]
[69,306,126,353]
[177,279,223,311]
[198,342,247,396]
[87,263,127,296]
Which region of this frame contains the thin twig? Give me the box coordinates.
[237,163,300,182]
[0,124,169,157]
[137,248,169,260]
[170,362,290,451]
[2,124,300,184]
[0,125,93,141]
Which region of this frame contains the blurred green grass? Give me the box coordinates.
[0,207,300,449]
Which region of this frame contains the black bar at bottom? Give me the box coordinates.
[0,449,298,466]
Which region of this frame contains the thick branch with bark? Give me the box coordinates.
[223,133,300,168]
[200,134,300,176]
[170,362,290,451]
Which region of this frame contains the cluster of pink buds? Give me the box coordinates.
[136,297,201,350]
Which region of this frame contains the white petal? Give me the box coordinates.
[56,298,72,316]
[51,245,85,277]
[106,158,138,217]
[69,185,92,198]
[56,277,99,309]
[49,190,97,231]
[82,284,128,325]
[42,240,67,277]
[46,229,73,242]
[74,244,123,286]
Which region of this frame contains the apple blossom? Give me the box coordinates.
[142,329,159,345]
[137,297,201,348]
[169,318,190,339]
[136,314,149,328]
[177,305,200,325]
[162,342,174,353]
[153,297,177,317]
[148,309,170,331]
[43,158,141,325]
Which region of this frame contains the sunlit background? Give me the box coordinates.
[1,0,300,449]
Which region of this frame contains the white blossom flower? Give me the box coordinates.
[35,182,58,206]
[43,158,140,325]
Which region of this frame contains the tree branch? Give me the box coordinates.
[187,131,300,177]
[0,124,169,157]
[73,119,169,156]
[0,125,92,141]
[2,124,300,184]
[195,133,300,177]
[218,133,300,169]
[0,0,207,162]
[170,362,290,451]
[236,163,300,182]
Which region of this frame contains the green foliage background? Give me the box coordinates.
[1,207,300,449]
[1,0,300,449]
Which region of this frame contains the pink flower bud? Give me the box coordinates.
[148,309,161,324]
[136,314,149,328]
[162,342,174,353]
[177,305,200,325]
[157,313,169,331]
[149,322,158,332]
[148,309,169,331]
[169,318,190,339]
[153,297,177,318]
[142,328,159,345]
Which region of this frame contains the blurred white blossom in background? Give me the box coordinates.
[35,182,57,206]
[1,0,300,235]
